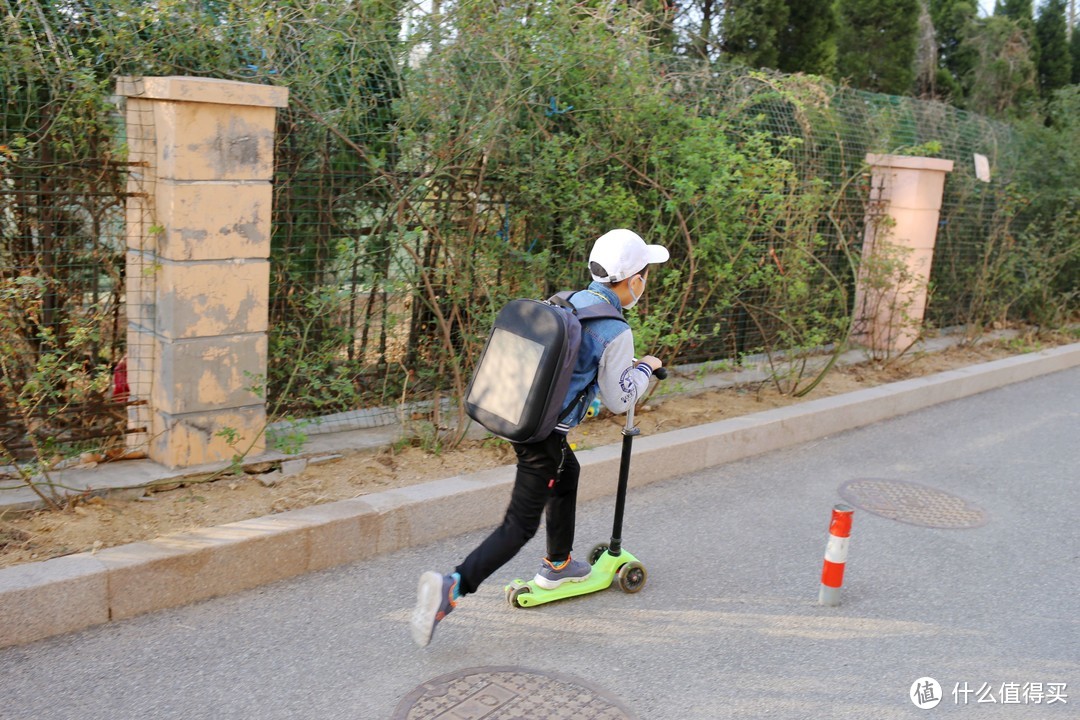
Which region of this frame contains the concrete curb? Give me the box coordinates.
[2,343,1078,648]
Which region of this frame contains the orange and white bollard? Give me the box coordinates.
[819,504,854,606]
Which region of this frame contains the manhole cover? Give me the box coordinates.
[839,479,988,529]
[393,666,637,719]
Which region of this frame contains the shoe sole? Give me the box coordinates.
[410,571,444,647]
[533,571,591,591]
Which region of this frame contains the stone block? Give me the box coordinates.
[124,326,156,393]
[900,245,936,280]
[874,167,950,212]
[156,258,269,339]
[155,181,272,261]
[279,458,308,477]
[152,334,267,415]
[152,102,277,182]
[392,478,511,548]
[125,402,151,455]
[124,250,156,332]
[574,446,622,503]
[118,76,289,110]
[888,210,946,252]
[122,96,158,170]
[149,405,266,469]
[866,154,954,175]
[124,189,155,253]
[256,470,282,487]
[0,554,109,648]
[620,428,715,490]
[100,517,309,620]
[276,499,384,571]
[123,326,156,453]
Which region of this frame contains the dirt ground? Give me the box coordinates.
[0,332,1071,570]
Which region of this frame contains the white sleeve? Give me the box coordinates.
[597,329,653,415]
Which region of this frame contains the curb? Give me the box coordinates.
[2,343,1078,648]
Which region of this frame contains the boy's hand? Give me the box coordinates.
[639,355,663,372]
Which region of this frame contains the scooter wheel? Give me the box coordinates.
[505,580,528,607]
[588,543,610,564]
[508,584,532,608]
[617,561,647,593]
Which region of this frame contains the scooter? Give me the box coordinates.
[504,368,666,608]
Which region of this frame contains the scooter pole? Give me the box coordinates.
[608,367,665,557]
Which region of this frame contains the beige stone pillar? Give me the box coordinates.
[852,154,954,355]
[119,77,288,468]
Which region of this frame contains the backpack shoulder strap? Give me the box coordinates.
[548,290,627,423]
[548,290,576,311]
[547,291,626,324]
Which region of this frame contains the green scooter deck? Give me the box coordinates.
[504,549,644,608]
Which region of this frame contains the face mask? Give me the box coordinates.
[622,273,645,309]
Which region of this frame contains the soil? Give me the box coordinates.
[0,332,1070,570]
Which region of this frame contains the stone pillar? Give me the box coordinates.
[852,154,954,355]
[119,77,288,469]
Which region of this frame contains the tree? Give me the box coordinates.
[1035,0,1073,96]
[995,0,1040,64]
[777,0,840,76]
[929,0,979,98]
[686,0,721,59]
[721,0,790,68]
[630,0,680,53]
[915,0,940,97]
[960,15,1039,117]
[995,0,1035,22]
[835,0,921,94]
[1072,18,1080,83]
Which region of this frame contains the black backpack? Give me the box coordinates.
[464,291,626,443]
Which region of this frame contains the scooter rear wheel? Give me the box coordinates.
[617,561,647,593]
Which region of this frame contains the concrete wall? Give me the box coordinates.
[119,77,288,469]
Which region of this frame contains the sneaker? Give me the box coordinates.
[410,571,457,647]
[534,556,591,590]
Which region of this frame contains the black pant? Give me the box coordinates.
[455,432,580,596]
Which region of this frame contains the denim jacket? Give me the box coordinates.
[555,282,655,432]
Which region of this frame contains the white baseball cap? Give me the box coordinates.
[588,229,670,283]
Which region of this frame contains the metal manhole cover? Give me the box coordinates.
[839,479,988,529]
[393,666,637,719]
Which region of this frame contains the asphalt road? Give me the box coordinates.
[2,367,1077,719]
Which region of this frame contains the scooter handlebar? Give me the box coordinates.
[653,367,668,380]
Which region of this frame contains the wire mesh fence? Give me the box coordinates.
[1,0,1072,465]
[265,56,1026,435]
[0,94,135,465]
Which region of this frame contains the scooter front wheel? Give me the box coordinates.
[588,543,610,564]
[507,583,532,608]
[617,561,647,593]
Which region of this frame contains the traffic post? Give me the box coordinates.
[819,504,854,606]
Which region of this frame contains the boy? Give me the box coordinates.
[410,228,669,647]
